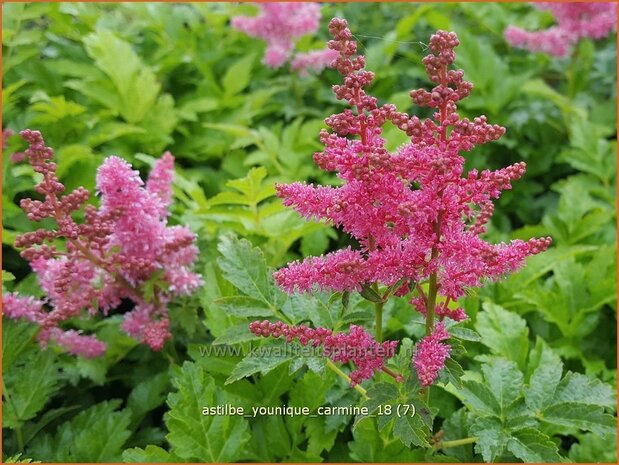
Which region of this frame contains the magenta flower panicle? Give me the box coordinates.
[249,320,399,385]
[505,2,617,57]
[3,130,202,357]
[270,19,551,386]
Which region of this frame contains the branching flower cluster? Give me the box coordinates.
[505,2,617,57]
[231,2,338,75]
[2,130,202,357]
[252,18,551,388]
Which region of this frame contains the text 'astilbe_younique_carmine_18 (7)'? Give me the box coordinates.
[2,130,203,357]
[250,18,552,389]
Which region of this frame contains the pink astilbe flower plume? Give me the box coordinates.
[260,19,551,388]
[231,2,336,75]
[413,323,450,387]
[2,130,203,356]
[505,2,617,57]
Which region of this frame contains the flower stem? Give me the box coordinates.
[434,436,478,450]
[374,301,383,342]
[425,272,437,336]
[326,358,369,400]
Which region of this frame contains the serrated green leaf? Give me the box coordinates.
[3,348,60,429]
[289,355,326,375]
[213,323,259,345]
[553,372,616,408]
[28,400,131,462]
[506,428,562,462]
[442,357,464,388]
[83,29,160,123]
[458,380,501,417]
[122,445,177,463]
[225,341,294,384]
[214,295,273,317]
[126,371,169,425]
[217,235,273,303]
[166,362,250,461]
[348,420,427,462]
[481,358,523,416]
[448,326,482,342]
[469,416,509,462]
[525,358,563,413]
[541,402,616,436]
[475,302,529,369]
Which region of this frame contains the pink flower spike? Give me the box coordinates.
[146,151,175,216]
[49,328,107,358]
[413,323,451,387]
[249,321,398,386]
[2,292,45,323]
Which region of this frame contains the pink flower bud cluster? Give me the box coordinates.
[272,19,551,387]
[505,2,617,57]
[249,320,398,385]
[413,323,450,387]
[231,2,337,75]
[2,130,203,357]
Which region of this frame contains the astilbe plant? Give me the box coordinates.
[231,2,339,74]
[505,2,617,57]
[251,18,551,389]
[2,130,203,357]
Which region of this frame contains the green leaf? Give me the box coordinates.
[29,400,131,462]
[524,355,563,413]
[126,371,169,425]
[122,445,177,463]
[166,362,250,461]
[506,428,562,462]
[448,326,482,342]
[217,235,273,304]
[458,380,501,417]
[481,359,523,416]
[475,302,529,369]
[83,29,160,123]
[469,416,510,462]
[553,372,616,408]
[541,402,616,436]
[348,420,426,462]
[441,358,465,388]
[213,323,259,345]
[222,54,255,96]
[3,348,60,430]
[225,340,294,384]
[360,284,383,303]
[213,295,273,317]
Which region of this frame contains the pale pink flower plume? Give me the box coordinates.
[3,130,203,356]
[231,2,321,68]
[505,2,617,57]
[291,48,340,76]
